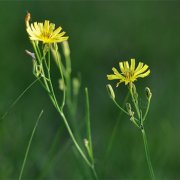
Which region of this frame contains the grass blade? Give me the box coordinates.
[85,88,93,159]
[1,78,40,121]
[18,110,44,180]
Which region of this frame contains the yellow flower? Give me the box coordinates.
[107,59,150,86]
[25,13,68,44]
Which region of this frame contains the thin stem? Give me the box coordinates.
[141,128,155,180]
[33,43,96,178]
[92,166,99,180]
[59,111,92,168]
[1,78,40,121]
[62,46,72,113]
[51,45,66,109]
[112,99,129,115]
[56,52,66,109]
[33,43,61,113]
[106,92,130,157]
[129,85,140,118]
[19,110,44,180]
[112,98,139,124]
[131,117,141,129]
[40,66,92,170]
[45,50,60,110]
[143,99,151,122]
[32,42,51,93]
[85,88,93,160]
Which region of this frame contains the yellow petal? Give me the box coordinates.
[134,64,149,76]
[38,23,44,33]
[44,20,50,32]
[52,26,62,36]
[54,36,68,42]
[130,58,135,71]
[55,31,66,38]
[34,22,41,35]
[119,62,125,73]
[112,67,124,78]
[26,20,68,44]
[134,62,144,73]
[124,61,129,71]
[136,69,150,78]
[107,74,120,80]
[49,23,55,32]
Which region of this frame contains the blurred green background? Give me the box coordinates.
[0,1,180,179]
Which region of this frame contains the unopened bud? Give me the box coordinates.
[84,138,89,147]
[132,83,138,99]
[145,87,152,101]
[51,45,61,67]
[43,44,50,55]
[106,84,115,99]
[126,103,131,112]
[62,41,70,57]
[33,61,42,77]
[126,103,134,117]
[25,12,31,27]
[59,79,65,91]
[73,77,80,96]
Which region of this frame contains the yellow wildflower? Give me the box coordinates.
[107,59,150,86]
[25,13,68,44]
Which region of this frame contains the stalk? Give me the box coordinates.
[19,110,43,180]
[141,128,155,180]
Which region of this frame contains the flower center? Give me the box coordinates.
[124,70,134,79]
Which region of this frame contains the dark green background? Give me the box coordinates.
[0,1,180,179]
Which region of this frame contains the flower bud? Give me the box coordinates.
[59,79,66,91]
[43,44,50,55]
[106,84,115,99]
[25,12,31,27]
[145,87,152,101]
[51,45,61,67]
[126,103,134,117]
[132,83,138,99]
[62,41,70,57]
[84,138,89,147]
[73,77,81,96]
[33,61,42,77]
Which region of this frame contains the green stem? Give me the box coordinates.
[85,88,93,160]
[56,52,66,109]
[63,49,72,114]
[112,99,129,115]
[92,166,99,180]
[143,100,151,122]
[34,43,97,178]
[112,98,139,125]
[141,128,155,180]
[106,92,130,157]
[41,55,92,171]
[45,50,60,110]
[129,86,140,118]
[19,110,44,180]
[1,78,40,121]
[32,42,51,94]
[59,111,92,168]
[43,73,94,178]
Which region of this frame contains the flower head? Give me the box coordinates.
[25,13,68,44]
[107,59,150,86]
